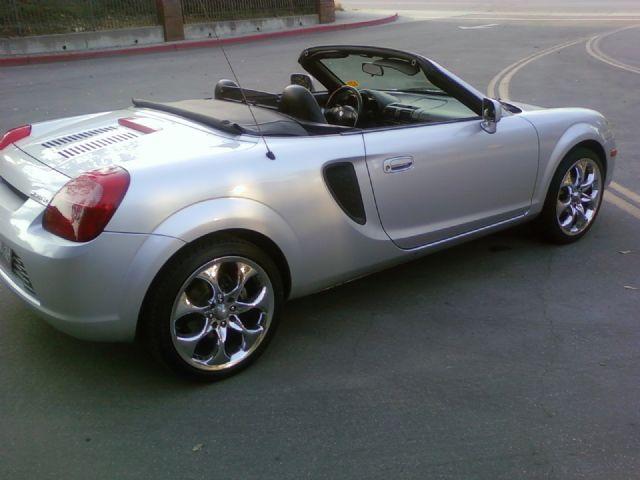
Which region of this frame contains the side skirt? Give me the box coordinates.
[408,212,532,254]
[312,212,533,296]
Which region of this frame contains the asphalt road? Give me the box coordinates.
[2,4,640,479]
[342,0,640,15]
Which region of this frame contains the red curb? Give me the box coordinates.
[0,13,399,67]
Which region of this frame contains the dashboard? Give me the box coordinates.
[360,89,480,126]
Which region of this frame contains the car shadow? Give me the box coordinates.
[10,222,547,391]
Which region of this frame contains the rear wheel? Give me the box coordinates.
[141,235,283,381]
[538,147,604,244]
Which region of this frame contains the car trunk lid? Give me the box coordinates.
[1,110,158,205]
[16,110,167,175]
[2,108,254,205]
[0,145,68,207]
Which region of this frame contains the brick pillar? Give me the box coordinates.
[317,0,336,24]
[156,0,185,42]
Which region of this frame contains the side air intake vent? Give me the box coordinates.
[323,162,366,225]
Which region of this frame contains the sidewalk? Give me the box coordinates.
[0,11,398,67]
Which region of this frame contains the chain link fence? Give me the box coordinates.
[181,0,316,23]
[1,0,158,37]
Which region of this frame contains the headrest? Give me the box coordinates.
[280,85,326,124]
[215,79,239,99]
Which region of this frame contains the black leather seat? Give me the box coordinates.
[279,85,327,124]
[214,79,239,100]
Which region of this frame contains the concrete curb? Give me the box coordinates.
[0,13,399,67]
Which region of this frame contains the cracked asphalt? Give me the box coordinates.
[1,2,640,478]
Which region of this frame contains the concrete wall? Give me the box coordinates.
[184,14,319,40]
[0,27,164,56]
[0,14,319,56]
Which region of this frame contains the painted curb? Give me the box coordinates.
[0,13,399,67]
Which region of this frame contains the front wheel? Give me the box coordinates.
[537,147,605,244]
[141,236,283,381]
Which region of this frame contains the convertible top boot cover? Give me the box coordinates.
[132,98,309,136]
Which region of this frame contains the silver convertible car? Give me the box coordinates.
[0,46,616,380]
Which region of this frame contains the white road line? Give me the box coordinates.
[359,8,640,22]
[585,25,640,75]
[459,16,640,22]
[611,182,640,205]
[460,12,640,18]
[458,23,499,30]
[605,192,640,220]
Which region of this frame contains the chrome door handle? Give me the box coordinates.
[383,156,414,173]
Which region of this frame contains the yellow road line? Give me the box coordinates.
[585,25,640,75]
[487,24,640,99]
[611,182,640,205]
[487,38,588,99]
[486,29,640,220]
[605,191,640,220]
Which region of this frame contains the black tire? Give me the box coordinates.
[537,147,605,244]
[140,234,284,381]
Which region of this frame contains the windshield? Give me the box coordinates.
[319,53,443,92]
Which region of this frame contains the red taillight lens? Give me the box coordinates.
[0,125,31,150]
[43,166,130,242]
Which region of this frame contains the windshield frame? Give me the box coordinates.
[318,53,444,92]
[298,45,485,116]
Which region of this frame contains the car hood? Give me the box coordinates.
[506,100,546,112]
[15,108,255,179]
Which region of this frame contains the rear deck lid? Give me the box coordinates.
[0,144,68,206]
[3,107,256,204]
[16,111,165,174]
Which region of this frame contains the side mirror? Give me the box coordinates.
[481,98,502,134]
[290,73,315,92]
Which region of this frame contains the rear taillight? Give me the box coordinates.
[0,125,31,150]
[43,166,130,242]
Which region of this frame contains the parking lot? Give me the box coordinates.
[1,1,640,478]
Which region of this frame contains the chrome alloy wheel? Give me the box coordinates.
[556,157,602,236]
[170,256,275,371]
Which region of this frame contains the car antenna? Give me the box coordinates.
[197,1,276,160]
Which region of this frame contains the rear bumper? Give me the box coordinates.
[0,196,183,342]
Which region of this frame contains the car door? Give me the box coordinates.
[364,115,539,249]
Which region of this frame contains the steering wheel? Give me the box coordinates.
[325,85,363,127]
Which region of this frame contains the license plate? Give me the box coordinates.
[0,240,11,270]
